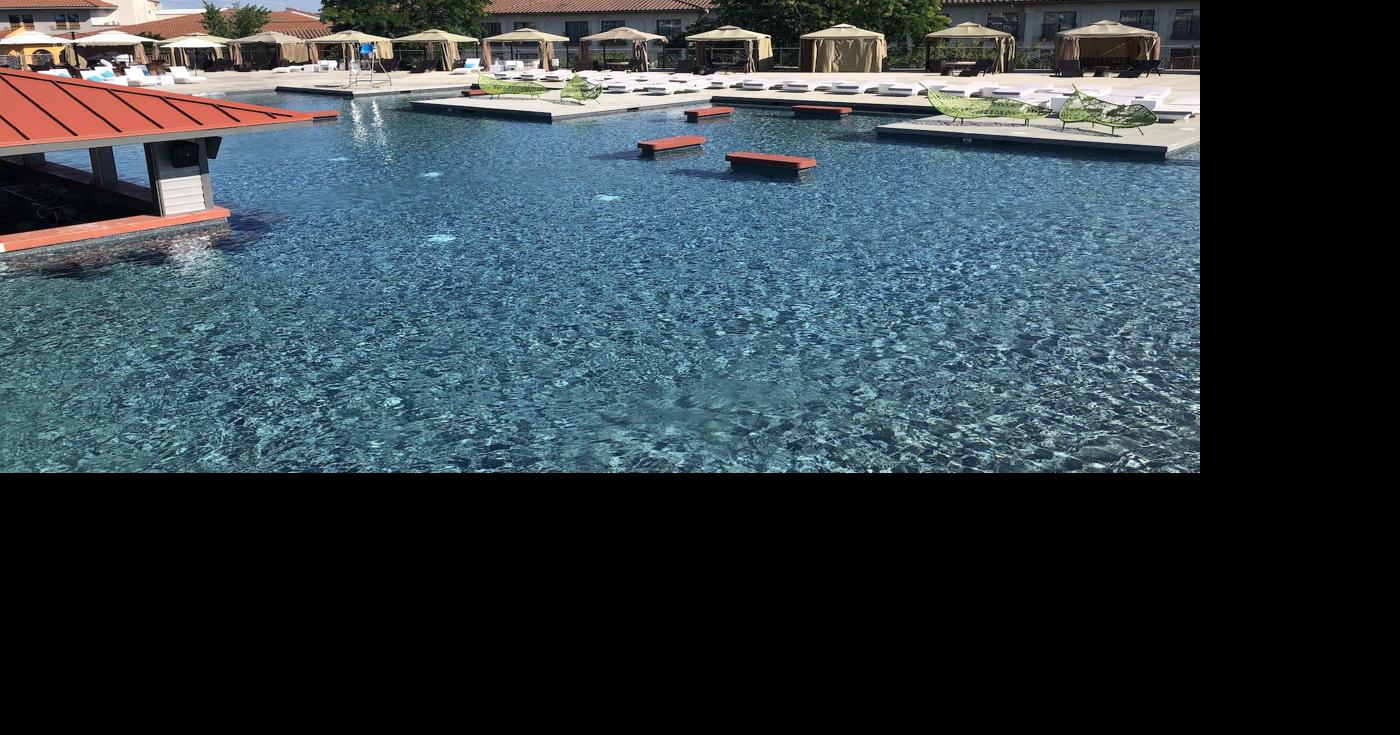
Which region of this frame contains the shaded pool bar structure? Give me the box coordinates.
[0,68,336,254]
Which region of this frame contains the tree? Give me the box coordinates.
[708,0,948,49]
[320,0,490,38]
[201,2,272,39]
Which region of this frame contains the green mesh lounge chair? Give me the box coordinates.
[475,73,549,99]
[926,90,1052,126]
[560,75,603,104]
[1057,86,1158,136]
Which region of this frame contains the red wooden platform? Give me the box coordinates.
[725,152,817,171]
[638,135,706,154]
[0,207,230,254]
[792,105,852,119]
[463,88,489,97]
[685,106,734,121]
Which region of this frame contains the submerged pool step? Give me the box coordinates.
[792,105,852,119]
[637,135,707,155]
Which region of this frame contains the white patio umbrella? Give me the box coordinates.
[160,36,226,67]
[75,30,157,65]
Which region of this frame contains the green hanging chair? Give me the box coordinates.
[1057,85,1157,135]
[560,75,603,104]
[926,90,1052,126]
[475,72,550,99]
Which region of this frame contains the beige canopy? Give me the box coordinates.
[394,29,478,71]
[686,25,772,72]
[579,26,664,71]
[308,30,394,60]
[230,30,314,64]
[799,24,884,73]
[925,22,1015,74]
[1053,20,1160,70]
[75,30,153,65]
[484,28,567,69]
[159,36,226,66]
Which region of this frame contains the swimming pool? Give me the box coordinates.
[0,92,1200,471]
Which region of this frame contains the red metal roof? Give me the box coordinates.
[485,0,713,14]
[0,0,113,7]
[77,10,331,41]
[0,68,336,152]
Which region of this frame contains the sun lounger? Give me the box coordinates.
[539,69,575,82]
[123,66,165,87]
[983,85,1041,99]
[878,81,923,96]
[1124,86,1171,102]
[271,66,292,73]
[739,77,770,90]
[927,89,1053,125]
[644,78,708,95]
[830,80,880,94]
[170,65,206,84]
[783,79,842,92]
[605,79,649,93]
[1058,87,1157,135]
[934,82,979,97]
[80,69,128,85]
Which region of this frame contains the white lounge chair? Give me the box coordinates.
[318,60,339,71]
[539,69,575,82]
[983,85,1042,99]
[643,78,707,95]
[170,65,206,84]
[80,69,128,85]
[829,80,879,94]
[877,81,922,96]
[39,68,74,78]
[1125,86,1171,102]
[934,82,980,97]
[271,65,292,73]
[124,66,164,87]
[604,79,648,93]
[783,79,841,92]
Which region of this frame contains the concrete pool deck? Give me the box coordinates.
[876,117,1200,157]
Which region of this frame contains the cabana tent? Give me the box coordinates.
[229,30,314,66]
[798,24,884,73]
[0,29,78,68]
[1053,20,1159,72]
[75,30,155,66]
[579,26,665,72]
[159,37,226,68]
[686,25,772,72]
[925,22,1014,73]
[483,28,568,70]
[308,30,394,64]
[393,29,478,71]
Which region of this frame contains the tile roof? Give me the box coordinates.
[0,68,335,152]
[78,10,331,41]
[0,0,114,7]
[485,0,713,14]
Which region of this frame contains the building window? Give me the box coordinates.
[1172,9,1200,40]
[564,21,589,42]
[8,14,36,29]
[985,12,1020,39]
[52,13,80,30]
[1040,12,1076,40]
[513,21,537,30]
[1119,10,1154,31]
[482,22,501,36]
[656,19,682,39]
[600,20,624,32]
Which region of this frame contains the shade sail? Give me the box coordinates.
[483,29,568,43]
[686,25,767,42]
[75,31,157,45]
[581,26,666,43]
[393,29,478,44]
[925,22,1016,74]
[799,24,884,73]
[0,30,73,46]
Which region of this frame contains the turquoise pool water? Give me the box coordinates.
[0,92,1200,472]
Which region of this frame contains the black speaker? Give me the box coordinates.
[171,140,199,168]
[205,136,222,160]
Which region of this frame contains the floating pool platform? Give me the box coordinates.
[276,79,475,97]
[726,152,817,176]
[876,116,1201,158]
[411,92,705,122]
[685,106,734,121]
[638,135,706,155]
